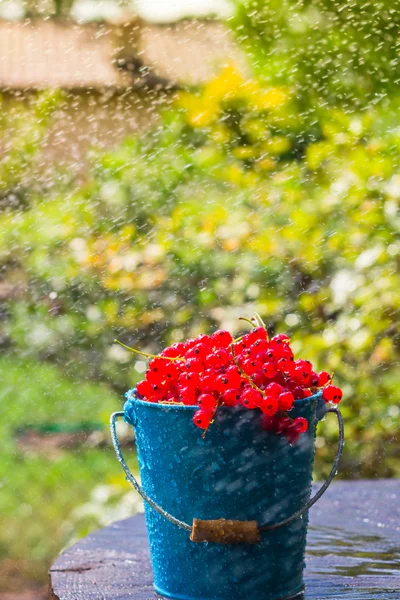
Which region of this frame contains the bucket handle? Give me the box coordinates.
[110,406,344,534]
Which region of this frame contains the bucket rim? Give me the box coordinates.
[128,389,323,412]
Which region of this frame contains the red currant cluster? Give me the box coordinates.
[133,325,343,443]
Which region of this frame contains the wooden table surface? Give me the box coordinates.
[49,480,400,600]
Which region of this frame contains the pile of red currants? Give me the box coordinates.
[132,323,343,443]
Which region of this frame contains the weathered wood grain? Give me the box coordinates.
[49,480,400,600]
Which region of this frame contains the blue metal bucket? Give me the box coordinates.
[111,391,343,600]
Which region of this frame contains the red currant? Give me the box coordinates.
[270,334,290,346]
[211,330,233,348]
[193,410,213,430]
[262,362,278,379]
[225,365,242,388]
[161,343,185,358]
[182,358,204,373]
[259,395,279,416]
[294,417,308,433]
[249,339,269,358]
[278,391,294,411]
[198,393,218,411]
[179,386,198,405]
[247,327,267,345]
[265,382,284,398]
[198,373,217,393]
[185,343,209,361]
[204,349,230,369]
[221,389,241,407]
[322,385,343,404]
[178,372,200,390]
[317,371,332,386]
[241,388,263,409]
[137,380,152,399]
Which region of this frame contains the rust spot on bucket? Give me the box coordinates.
[190,518,260,544]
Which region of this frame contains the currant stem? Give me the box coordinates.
[253,312,269,341]
[233,334,244,342]
[238,317,255,327]
[113,339,180,361]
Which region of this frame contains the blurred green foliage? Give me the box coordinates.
[0,356,122,588]
[0,91,63,209]
[232,0,400,108]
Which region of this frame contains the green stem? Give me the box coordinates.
[253,312,269,340]
[238,317,255,327]
[113,339,180,361]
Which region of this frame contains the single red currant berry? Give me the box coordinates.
[137,379,152,398]
[194,334,213,348]
[182,358,203,373]
[164,363,180,380]
[178,386,198,405]
[249,339,269,358]
[164,390,179,403]
[183,338,197,352]
[276,344,294,360]
[198,373,217,393]
[161,343,185,358]
[240,333,253,348]
[240,388,263,409]
[259,395,279,416]
[214,374,231,393]
[277,357,295,374]
[198,393,217,411]
[302,389,312,398]
[276,415,292,434]
[211,329,233,348]
[317,371,332,386]
[262,362,278,378]
[332,388,343,404]
[278,391,294,411]
[148,357,168,373]
[295,359,313,374]
[252,370,265,387]
[221,389,241,407]
[193,409,213,430]
[270,334,290,346]
[322,385,342,403]
[147,382,166,401]
[265,348,277,361]
[265,382,284,398]
[225,365,242,388]
[293,417,308,433]
[292,386,305,399]
[284,426,300,445]
[293,367,311,386]
[178,372,200,390]
[241,358,257,375]
[145,368,164,384]
[247,327,267,345]
[204,349,230,369]
[185,343,209,361]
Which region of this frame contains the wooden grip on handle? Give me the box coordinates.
[190,518,260,544]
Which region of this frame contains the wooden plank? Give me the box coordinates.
[49,480,400,599]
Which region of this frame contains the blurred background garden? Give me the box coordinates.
[0,0,399,597]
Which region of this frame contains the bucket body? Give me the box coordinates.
[127,392,323,600]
